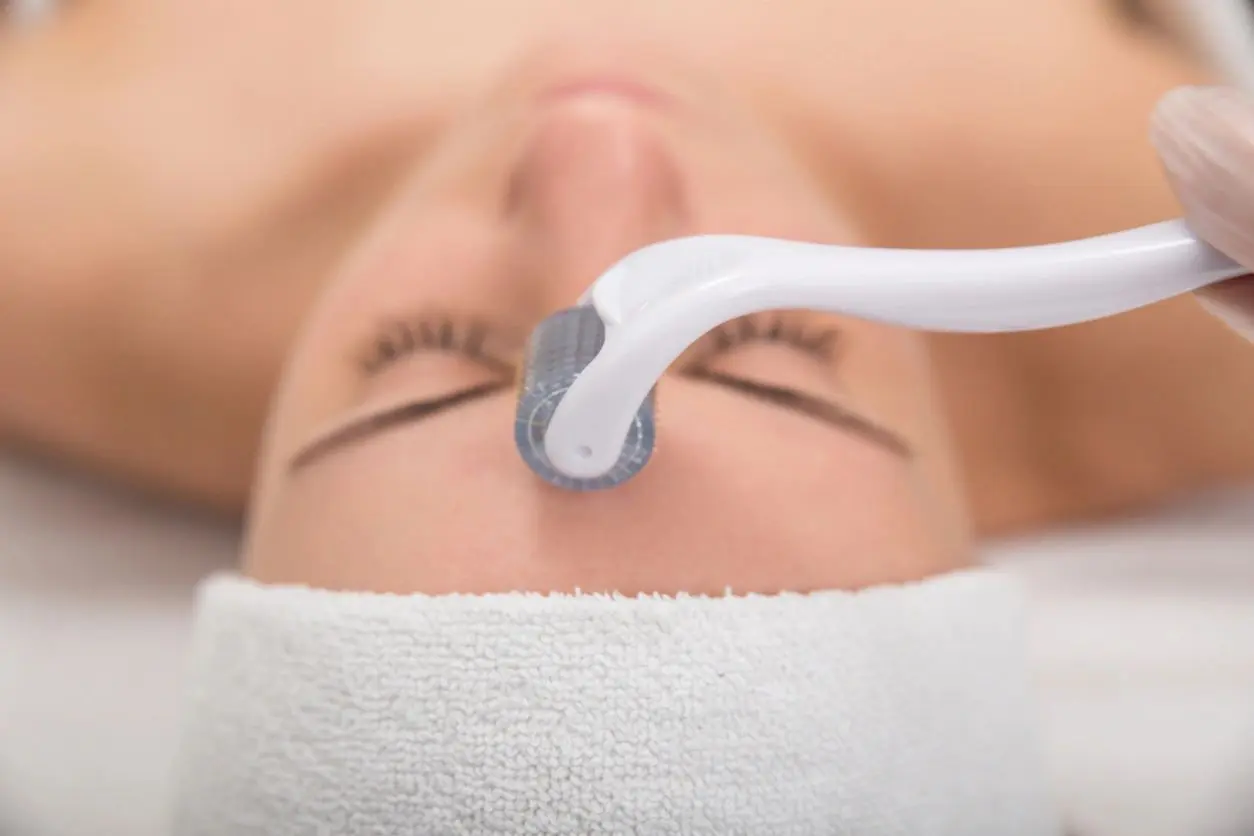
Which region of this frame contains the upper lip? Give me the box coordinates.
[536,74,672,109]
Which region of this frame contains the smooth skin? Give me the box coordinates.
[1,0,1252,546]
[243,61,972,592]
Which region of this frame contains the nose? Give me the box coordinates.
[507,98,689,302]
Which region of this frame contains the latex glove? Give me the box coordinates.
[1152,85,1254,341]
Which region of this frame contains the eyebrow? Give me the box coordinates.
[681,368,913,459]
[288,371,912,473]
[290,380,514,471]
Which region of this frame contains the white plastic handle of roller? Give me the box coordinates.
[543,220,1242,480]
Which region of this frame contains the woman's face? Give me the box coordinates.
[243,2,1201,595]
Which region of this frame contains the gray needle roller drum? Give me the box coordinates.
[514,306,656,490]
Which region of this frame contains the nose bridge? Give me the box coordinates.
[508,101,689,304]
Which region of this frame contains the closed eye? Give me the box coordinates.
[358,314,517,379]
[291,313,908,471]
[683,313,840,369]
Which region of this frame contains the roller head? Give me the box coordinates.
[514,306,656,490]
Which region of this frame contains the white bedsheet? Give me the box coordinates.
[0,451,1252,836]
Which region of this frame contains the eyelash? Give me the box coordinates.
[359,315,514,377]
[685,313,840,368]
[361,311,838,378]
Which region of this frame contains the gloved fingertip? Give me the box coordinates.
[1151,85,1254,268]
[1151,85,1254,182]
[1197,276,1254,342]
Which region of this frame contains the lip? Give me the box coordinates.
[537,75,673,109]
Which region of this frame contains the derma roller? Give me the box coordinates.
[516,0,1254,492]
[514,221,1244,490]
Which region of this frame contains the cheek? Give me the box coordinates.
[246,381,965,596]
[783,11,1202,249]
